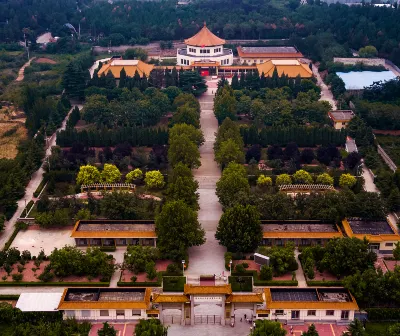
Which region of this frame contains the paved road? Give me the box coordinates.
[187,80,226,279]
[361,164,379,193]
[15,57,36,82]
[0,105,83,250]
[312,64,337,110]
[295,250,307,287]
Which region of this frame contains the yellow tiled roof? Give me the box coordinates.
[226,294,264,303]
[256,309,271,314]
[256,60,312,78]
[98,60,154,78]
[184,284,232,295]
[146,309,160,314]
[153,294,189,303]
[184,24,225,47]
[71,231,157,238]
[263,232,343,239]
[342,219,400,243]
[58,288,151,310]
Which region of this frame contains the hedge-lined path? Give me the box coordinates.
[0,105,83,251]
[187,80,226,279]
[295,249,307,288]
[312,63,337,110]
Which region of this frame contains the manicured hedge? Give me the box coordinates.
[33,177,48,198]
[163,276,186,292]
[2,227,20,251]
[229,276,253,292]
[100,246,116,252]
[0,282,110,287]
[366,308,400,321]
[118,281,161,287]
[0,294,20,300]
[306,280,343,287]
[253,280,298,286]
[224,252,232,271]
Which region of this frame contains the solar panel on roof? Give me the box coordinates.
[271,290,318,302]
[348,219,394,235]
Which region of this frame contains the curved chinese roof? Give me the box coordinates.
[184,24,226,47]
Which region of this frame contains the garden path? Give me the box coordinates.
[15,57,36,82]
[0,105,83,250]
[187,80,226,279]
[312,63,337,110]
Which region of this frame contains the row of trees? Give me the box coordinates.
[214,81,328,127]
[241,125,347,147]
[155,93,205,261]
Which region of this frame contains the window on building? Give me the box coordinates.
[291,310,300,319]
[307,310,316,316]
[100,310,109,317]
[275,310,284,315]
[258,313,269,317]
[326,310,335,316]
[81,310,90,318]
[132,310,141,316]
[116,310,125,316]
[65,310,75,317]
[341,311,349,320]
[207,49,210,53]
[386,243,394,247]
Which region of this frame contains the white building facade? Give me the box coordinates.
[177,24,233,67]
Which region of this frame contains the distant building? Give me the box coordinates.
[237,46,303,65]
[342,218,400,254]
[328,110,355,129]
[177,23,233,75]
[97,59,154,78]
[261,220,343,247]
[264,288,359,323]
[256,60,313,78]
[71,220,157,248]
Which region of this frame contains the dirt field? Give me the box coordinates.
[35,57,57,64]
[0,122,27,159]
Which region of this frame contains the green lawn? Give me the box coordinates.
[366,322,396,335]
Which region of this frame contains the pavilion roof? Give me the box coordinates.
[184,24,226,47]
[256,60,312,78]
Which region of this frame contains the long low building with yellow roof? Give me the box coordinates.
[342,217,400,254]
[58,287,155,321]
[71,220,157,248]
[261,220,343,247]
[264,287,359,323]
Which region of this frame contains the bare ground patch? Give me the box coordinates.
[35,57,57,64]
[0,122,27,159]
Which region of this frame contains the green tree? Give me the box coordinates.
[216,162,250,208]
[135,319,168,336]
[257,175,273,188]
[216,204,262,253]
[169,123,204,146]
[81,94,110,125]
[126,168,143,183]
[276,174,292,185]
[62,59,89,99]
[124,48,148,61]
[179,71,207,96]
[168,134,201,168]
[145,261,157,280]
[214,85,237,123]
[258,243,297,276]
[156,200,205,260]
[119,67,127,88]
[393,241,400,261]
[100,192,150,220]
[124,245,158,273]
[170,104,200,128]
[166,163,199,209]
[293,169,313,184]
[316,173,334,185]
[215,139,245,167]
[251,320,286,336]
[358,45,378,58]
[344,319,366,336]
[98,322,116,336]
[321,237,377,277]
[339,173,357,188]
[259,265,273,280]
[76,165,101,185]
[144,170,165,189]
[388,323,400,336]
[302,324,319,336]
[101,164,121,183]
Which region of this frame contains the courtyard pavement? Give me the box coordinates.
[188,81,226,278]
[89,322,136,336]
[10,226,75,255]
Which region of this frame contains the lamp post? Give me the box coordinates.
[182,260,185,275]
[229,260,233,275]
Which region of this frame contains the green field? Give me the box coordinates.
[366,322,397,335]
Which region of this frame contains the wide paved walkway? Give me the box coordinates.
[312,63,337,110]
[187,80,226,278]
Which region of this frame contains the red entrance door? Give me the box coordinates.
[200,70,209,76]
